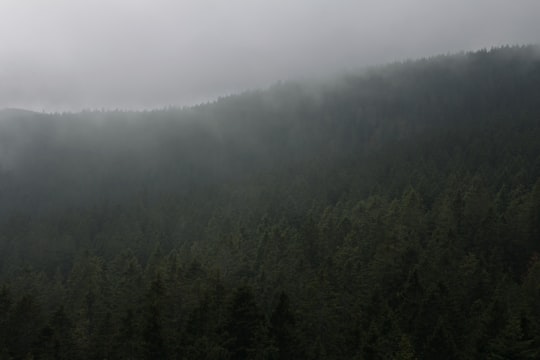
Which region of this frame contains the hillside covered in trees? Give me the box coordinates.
[1,45,540,359]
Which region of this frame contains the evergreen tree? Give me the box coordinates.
[270,291,298,359]
[225,286,268,359]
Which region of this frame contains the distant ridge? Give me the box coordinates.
[0,108,40,119]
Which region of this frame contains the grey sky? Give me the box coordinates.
[1,0,539,111]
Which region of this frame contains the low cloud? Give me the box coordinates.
[1,0,539,111]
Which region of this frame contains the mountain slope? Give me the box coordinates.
[1,45,540,359]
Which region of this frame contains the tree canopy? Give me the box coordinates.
[0,45,540,358]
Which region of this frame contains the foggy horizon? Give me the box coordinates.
[2,0,540,112]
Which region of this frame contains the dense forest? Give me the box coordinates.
[1,45,540,359]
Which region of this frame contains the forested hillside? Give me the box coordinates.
[1,45,540,359]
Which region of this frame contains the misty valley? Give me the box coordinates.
[1,46,540,359]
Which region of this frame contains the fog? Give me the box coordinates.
[1,0,539,111]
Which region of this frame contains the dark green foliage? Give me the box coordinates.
[224,286,268,359]
[0,287,11,359]
[142,276,166,359]
[270,292,298,359]
[5,295,44,359]
[0,45,540,358]
[36,306,76,360]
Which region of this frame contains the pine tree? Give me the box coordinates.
[0,286,12,359]
[224,286,267,360]
[270,291,297,359]
[142,275,166,359]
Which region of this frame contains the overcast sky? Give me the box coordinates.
[1,0,539,111]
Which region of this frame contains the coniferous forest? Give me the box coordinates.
[1,46,540,359]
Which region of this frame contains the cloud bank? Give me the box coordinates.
[1,0,539,111]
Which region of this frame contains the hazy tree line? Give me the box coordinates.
[0,45,540,359]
